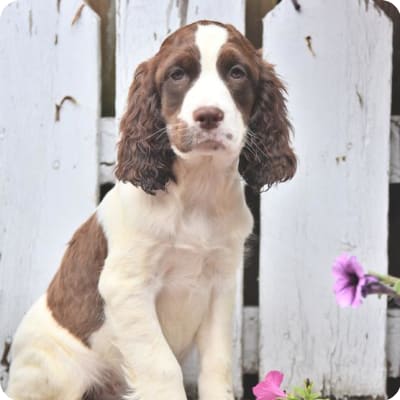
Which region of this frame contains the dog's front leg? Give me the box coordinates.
[196,270,237,400]
[99,256,187,400]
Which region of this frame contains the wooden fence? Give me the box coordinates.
[0,0,398,398]
[261,1,392,397]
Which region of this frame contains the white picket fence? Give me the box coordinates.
[0,0,398,398]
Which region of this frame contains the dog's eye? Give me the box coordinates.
[229,65,246,80]
[170,67,186,81]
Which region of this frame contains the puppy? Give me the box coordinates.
[6,20,296,400]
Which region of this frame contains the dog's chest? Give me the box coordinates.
[154,211,235,358]
[158,208,235,283]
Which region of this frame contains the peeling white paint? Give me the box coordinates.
[0,0,100,386]
[260,0,392,397]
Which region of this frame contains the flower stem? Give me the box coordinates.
[367,271,400,288]
[364,280,400,307]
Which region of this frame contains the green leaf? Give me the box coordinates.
[286,378,329,400]
[394,280,400,295]
[294,386,305,396]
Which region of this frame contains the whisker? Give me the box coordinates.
[244,141,258,159]
[142,127,167,141]
[142,122,186,141]
[245,129,270,160]
[247,141,268,160]
[246,128,258,138]
[243,134,258,154]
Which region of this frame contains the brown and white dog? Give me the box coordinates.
[6,20,296,400]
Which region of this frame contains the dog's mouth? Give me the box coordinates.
[191,127,234,152]
[168,124,232,154]
[193,138,226,151]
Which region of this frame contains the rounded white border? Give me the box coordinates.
[390,387,400,400]
[0,385,11,400]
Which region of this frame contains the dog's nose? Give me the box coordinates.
[193,107,224,130]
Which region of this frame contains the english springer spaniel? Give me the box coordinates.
[7,20,296,400]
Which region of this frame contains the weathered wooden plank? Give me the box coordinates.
[0,0,100,386]
[260,1,392,398]
[185,0,245,29]
[232,264,244,397]
[99,117,117,184]
[387,308,400,378]
[242,307,400,378]
[86,0,116,116]
[391,116,400,183]
[115,0,182,121]
[243,306,259,374]
[116,2,245,396]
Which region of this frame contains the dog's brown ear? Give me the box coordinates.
[239,60,297,191]
[115,61,175,195]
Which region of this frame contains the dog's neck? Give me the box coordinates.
[170,154,242,205]
[115,154,245,222]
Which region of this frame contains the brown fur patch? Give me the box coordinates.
[47,214,107,346]
[115,24,200,194]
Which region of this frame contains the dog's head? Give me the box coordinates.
[116,21,296,194]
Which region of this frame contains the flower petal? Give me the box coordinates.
[265,371,284,387]
[332,254,368,308]
[332,254,351,278]
[252,371,286,400]
[332,254,365,280]
[334,277,355,293]
[335,285,357,307]
[348,256,364,278]
[253,383,286,400]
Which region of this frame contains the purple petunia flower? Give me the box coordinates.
[332,254,377,308]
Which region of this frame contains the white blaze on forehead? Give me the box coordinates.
[195,24,228,71]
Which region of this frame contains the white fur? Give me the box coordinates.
[7,24,253,400]
[95,158,253,400]
[7,296,106,400]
